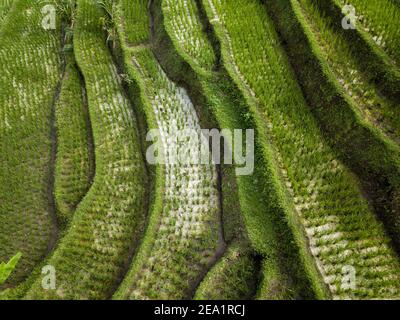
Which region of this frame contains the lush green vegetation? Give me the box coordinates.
[0,0,61,288]
[55,54,93,226]
[0,253,21,286]
[194,244,258,300]
[297,0,400,146]
[158,0,312,299]
[0,0,12,24]
[25,0,148,299]
[163,0,215,70]
[114,49,222,300]
[202,0,400,299]
[312,0,400,101]
[266,0,400,251]
[119,0,149,45]
[113,0,224,300]
[338,0,400,67]
[0,0,399,301]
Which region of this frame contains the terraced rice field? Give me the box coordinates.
[0,0,399,300]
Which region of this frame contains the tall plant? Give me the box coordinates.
[0,253,22,286]
[97,0,118,46]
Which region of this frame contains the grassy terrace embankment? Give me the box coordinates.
[202,0,400,299]
[313,0,400,102]
[55,52,94,227]
[25,0,148,299]
[266,0,400,252]
[337,0,400,68]
[113,0,224,300]
[0,0,61,289]
[155,0,311,299]
[0,0,399,301]
[295,0,400,147]
[194,243,259,300]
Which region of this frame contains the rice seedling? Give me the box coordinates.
[267,0,400,251]
[54,54,93,226]
[116,52,222,299]
[296,0,400,147]
[202,0,400,299]
[162,0,215,70]
[338,0,400,67]
[0,0,62,288]
[0,0,13,25]
[119,0,149,45]
[0,0,399,302]
[25,0,147,299]
[306,0,400,102]
[194,244,258,300]
[113,0,223,300]
[159,0,311,299]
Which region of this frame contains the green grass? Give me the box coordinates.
[113,0,224,300]
[55,54,93,227]
[297,0,400,147]
[203,0,400,299]
[195,244,258,300]
[0,253,21,286]
[119,0,148,46]
[338,0,400,67]
[157,0,313,299]
[25,0,148,299]
[267,0,400,251]
[312,0,400,101]
[0,0,61,288]
[162,0,215,70]
[0,0,399,301]
[115,48,222,300]
[0,0,13,25]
